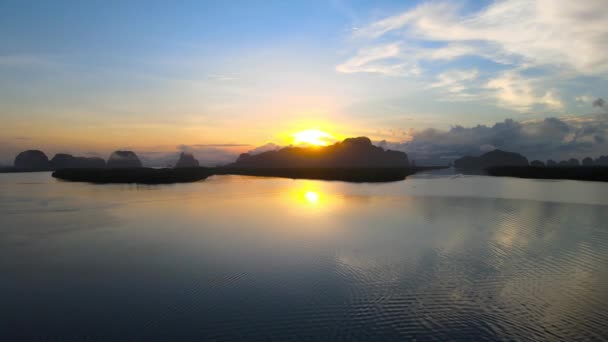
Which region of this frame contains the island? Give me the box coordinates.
[51,137,443,184]
[454,149,529,171]
[454,150,608,182]
[13,150,52,171]
[52,167,215,184]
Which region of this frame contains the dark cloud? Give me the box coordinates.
[378,115,608,165]
[593,98,605,108]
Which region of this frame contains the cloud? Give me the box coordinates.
[430,69,478,96]
[355,1,459,39]
[352,0,608,74]
[339,0,607,110]
[485,71,563,112]
[479,144,496,152]
[379,109,608,165]
[593,98,605,108]
[576,95,594,105]
[335,43,420,76]
[247,143,282,155]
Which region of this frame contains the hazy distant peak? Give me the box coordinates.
[107,150,142,168]
[174,152,200,168]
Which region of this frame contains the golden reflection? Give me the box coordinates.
[282,181,343,214]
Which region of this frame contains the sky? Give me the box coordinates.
[1,0,607,165]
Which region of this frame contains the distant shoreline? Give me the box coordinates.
[7,166,608,183]
[0,167,53,173]
[486,166,608,182]
[49,166,446,184]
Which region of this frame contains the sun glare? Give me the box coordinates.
[304,191,320,204]
[293,129,334,146]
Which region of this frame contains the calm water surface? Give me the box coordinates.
[1,171,607,341]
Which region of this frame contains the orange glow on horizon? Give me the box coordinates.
[292,129,335,146]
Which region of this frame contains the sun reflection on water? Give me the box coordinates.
[285,181,340,213]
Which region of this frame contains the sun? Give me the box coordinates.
[293,129,335,146]
[304,191,320,204]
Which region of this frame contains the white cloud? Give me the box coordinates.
[485,71,563,112]
[353,0,608,74]
[355,2,460,39]
[430,69,478,95]
[339,0,608,111]
[575,95,594,105]
[420,43,478,61]
[336,43,420,76]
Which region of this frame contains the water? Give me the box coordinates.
[1,171,607,341]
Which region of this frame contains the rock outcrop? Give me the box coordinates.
[174,153,200,168]
[568,158,580,166]
[14,150,50,170]
[582,157,594,166]
[107,151,142,168]
[229,136,409,168]
[454,149,529,170]
[596,155,608,166]
[50,153,106,169]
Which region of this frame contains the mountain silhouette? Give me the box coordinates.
[229,137,409,168]
[582,157,594,166]
[454,149,529,170]
[174,152,200,168]
[107,151,142,168]
[14,150,50,170]
[596,155,608,165]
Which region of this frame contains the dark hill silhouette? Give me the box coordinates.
[174,153,199,168]
[595,155,608,166]
[229,137,409,168]
[582,157,594,166]
[454,149,529,170]
[107,151,142,168]
[51,137,444,183]
[14,150,50,170]
[50,153,106,169]
[531,160,545,167]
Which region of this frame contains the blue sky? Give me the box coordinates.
[1,0,607,165]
